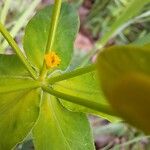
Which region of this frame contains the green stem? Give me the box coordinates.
[46,0,62,53]
[43,86,117,116]
[40,0,62,80]
[48,64,96,84]
[0,22,37,79]
[1,0,40,51]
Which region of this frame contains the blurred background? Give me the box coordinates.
[0,0,150,149]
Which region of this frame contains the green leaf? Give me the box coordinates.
[0,77,40,93]
[0,54,40,93]
[97,45,150,133]
[53,71,119,122]
[0,54,29,76]
[0,55,41,149]
[0,88,41,150]
[23,3,79,71]
[33,93,95,150]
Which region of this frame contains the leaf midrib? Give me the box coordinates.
[0,76,41,93]
[49,97,72,150]
[0,90,31,114]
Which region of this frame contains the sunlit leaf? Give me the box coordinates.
[0,54,29,76]
[0,89,41,150]
[33,93,95,150]
[0,55,41,149]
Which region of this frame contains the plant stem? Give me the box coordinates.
[1,0,40,52]
[0,22,37,79]
[43,86,117,116]
[40,0,62,80]
[48,64,96,84]
[46,0,62,54]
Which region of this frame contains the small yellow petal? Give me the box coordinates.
[44,52,61,69]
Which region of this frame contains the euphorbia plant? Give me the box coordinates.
[0,0,116,149]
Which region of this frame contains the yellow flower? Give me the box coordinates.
[44,52,61,69]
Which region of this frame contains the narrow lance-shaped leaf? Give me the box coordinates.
[97,0,150,47]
